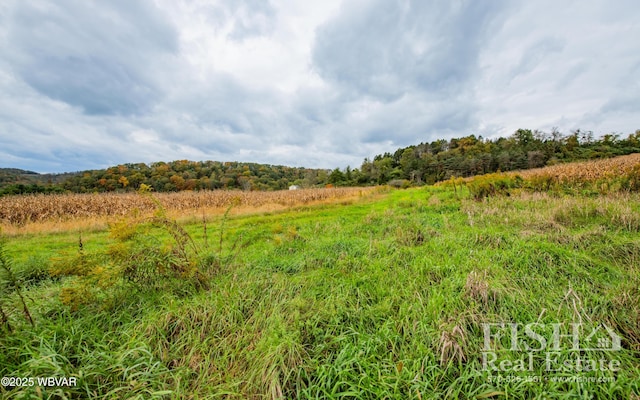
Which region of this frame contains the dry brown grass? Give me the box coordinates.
[448,153,640,189]
[464,270,492,307]
[438,324,467,366]
[0,187,377,235]
[515,153,640,183]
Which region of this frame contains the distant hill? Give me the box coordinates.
[0,161,331,195]
[0,169,78,195]
[57,160,330,193]
[0,168,40,176]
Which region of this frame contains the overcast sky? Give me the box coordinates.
[1,0,639,173]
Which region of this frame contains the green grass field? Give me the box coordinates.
[1,185,639,399]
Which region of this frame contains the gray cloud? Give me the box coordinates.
[20,56,160,116]
[312,0,505,101]
[308,0,509,151]
[6,0,177,116]
[600,95,639,115]
[509,37,565,80]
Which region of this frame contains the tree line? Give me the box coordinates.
[328,128,640,187]
[59,160,328,193]
[1,128,639,195]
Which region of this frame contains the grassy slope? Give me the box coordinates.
[1,187,639,399]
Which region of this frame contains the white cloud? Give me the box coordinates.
[476,0,640,136]
[0,0,638,173]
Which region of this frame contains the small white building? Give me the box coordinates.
[289,185,300,190]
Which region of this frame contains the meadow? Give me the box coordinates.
[1,158,639,399]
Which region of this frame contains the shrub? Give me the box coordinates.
[525,173,557,192]
[51,202,214,310]
[388,179,412,189]
[466,173,522,201]
[17,255,53,286]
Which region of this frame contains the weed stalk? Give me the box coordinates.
[0,240,35,328]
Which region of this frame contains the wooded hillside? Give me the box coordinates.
[2,128,639,195]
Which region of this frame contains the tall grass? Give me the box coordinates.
[0,183,639,398]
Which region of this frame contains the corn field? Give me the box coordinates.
[516,153,640,183]
[445,153,640,200]
[0,187,374,225]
